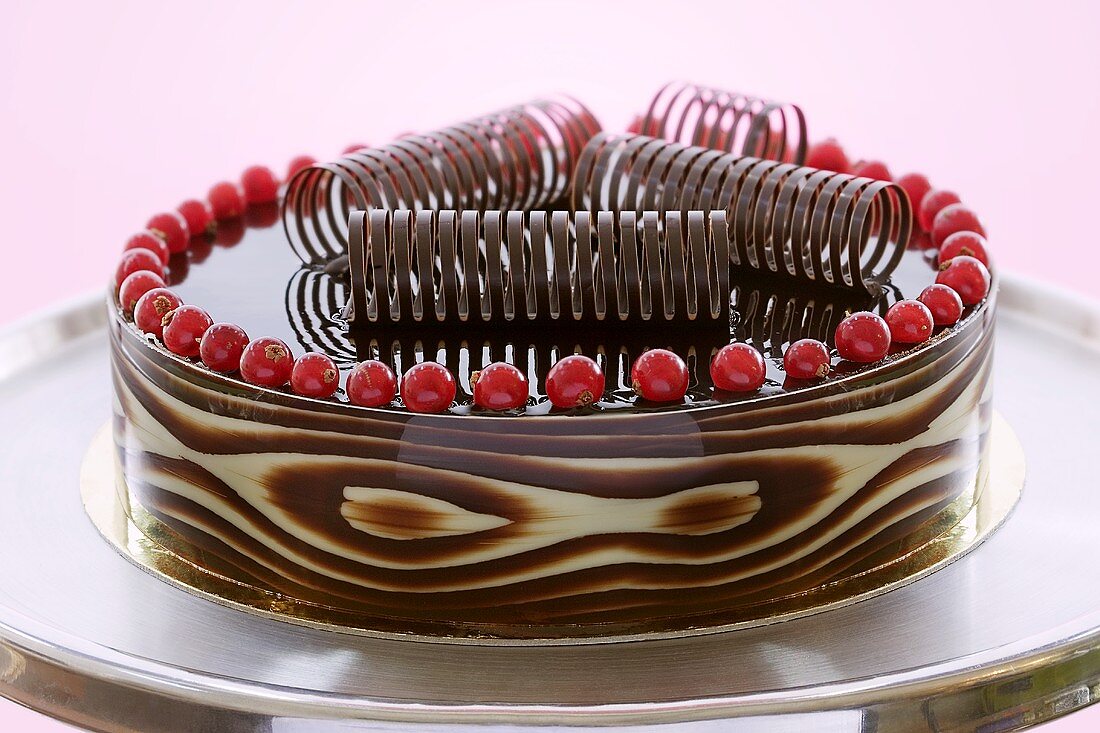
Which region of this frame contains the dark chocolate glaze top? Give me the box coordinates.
[158,202,965,417]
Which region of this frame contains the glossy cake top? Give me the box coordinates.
[152,206,975,416]
[112,82,995,417]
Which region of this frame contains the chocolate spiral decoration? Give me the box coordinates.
[345,209,731,327]
[636,82,807,164]
[282,98,601,265]
[572,133,911,294]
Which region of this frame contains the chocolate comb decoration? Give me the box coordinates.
[343,209,731,327]
[636,82,808,164]
[571,133,912,295]
[282,98,601,265]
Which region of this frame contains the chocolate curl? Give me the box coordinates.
[637,82,807,164]
[572,133,911,295]
[344,209,730,327]
[282,97,601,265]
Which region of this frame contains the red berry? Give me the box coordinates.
[545,354,604,408]
[918,190,961,232]
[162,305,213,358]
[472,362,529,411]
[342,143,369,154]
[805,138,849,173]
[115,248,164,287]
[118,271,166,315]
[631,349,689,403]
[208,181,244,220]
[919,284,964,326]
[401,362,456,413]
[932,203,986,247]
[199,323,250,373]
[852,160,892,181]
[146,211,190,254]
[134,288,183,338]
[710,343,767,393]
[626,115,642,134]
[287,155,316,178]
[177,199,216,238]
[784,339,831,380]
[936,255,991,306]
[896,173,932,213]
[240,165,280,204]
[939,231,990,268]
[347,360,398,407]
[290,352,340,399]
[885,300,934,344]
[240,337,294,388]
[124,231,170,265]
[835,311,892,363]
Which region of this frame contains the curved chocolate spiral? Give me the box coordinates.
[635,82,807,164]
[282,98,601,265]
[345,209,731,327]
[572,133,911,294]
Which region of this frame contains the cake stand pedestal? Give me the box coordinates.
[1,274,1098,732]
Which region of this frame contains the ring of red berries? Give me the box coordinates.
[112,132,994,415]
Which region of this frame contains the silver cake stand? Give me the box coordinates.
[0,274,1098,732]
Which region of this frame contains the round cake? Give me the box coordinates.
[107,85,996,639]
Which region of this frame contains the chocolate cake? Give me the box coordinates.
[108,84,996,639]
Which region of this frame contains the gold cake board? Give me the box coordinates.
[81,413,1025,646]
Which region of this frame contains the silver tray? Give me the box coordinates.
[0,274,1098,732]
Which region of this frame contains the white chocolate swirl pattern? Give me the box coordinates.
[110,303,994,638]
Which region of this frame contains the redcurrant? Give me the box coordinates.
[240,337,294,388]
[347,360,398,407]
[342,143,369,154]
[208,181,244,220]
[162,305,213,358]
[885,300,935,344]
[545,354,604,408]
[472,362,529,411]
[146,211,190,254]
[116,248,164,287]
[936,255,991,306]
[918,190,961,232]
[118,271,166,315]
[852,160,892,181]
[939,231,990,268]
[290,352,340,399]
[401,362,456,413]
[931,203,985,247]
[199,323,250,373]
[631,349,689,403]
[805,138,849,173]
[134,288,183,338]
[710,343,767,393]
[240,165,280,204]
[835,311,892,363]
[896,172,932,213]
[177,199,216,238]
[124,231,170,265]
[287,155,316,178]
[918,284,964,326]
[783,339,831,380]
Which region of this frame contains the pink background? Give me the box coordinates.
[0,1,1097,730]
